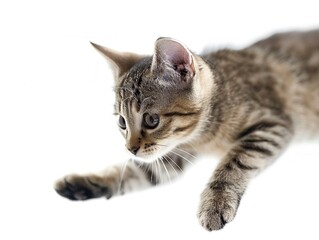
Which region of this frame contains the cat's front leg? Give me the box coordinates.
[54,161,155,201]
[54,151,189,200]
[198,120,293,230]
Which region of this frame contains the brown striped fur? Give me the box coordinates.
[54,30,319,231]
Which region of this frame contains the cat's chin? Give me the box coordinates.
[129,144,177,163]
[130,153,167,164]
[130,156,156,163]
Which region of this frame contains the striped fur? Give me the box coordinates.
[55,30,319,231]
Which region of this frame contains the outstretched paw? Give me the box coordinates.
[54,174,112,200]
[198,187,241,231]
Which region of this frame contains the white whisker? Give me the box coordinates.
[169,150,194,166]
[174,147,197,159]
[118,159,130,195]
[156,143,195,166]
[150,162,155,185]
[160,157,171,184]
[155,159,162,183]
[165,154,184,174]
[163,155,179,177]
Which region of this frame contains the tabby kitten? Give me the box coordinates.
[54,30,319,231]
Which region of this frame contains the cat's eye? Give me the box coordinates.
[143,113,160,129]
[118,115,126,130]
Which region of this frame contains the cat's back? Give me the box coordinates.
[251,30,319,64]
[251,30,319,137]
[202,30,319,139]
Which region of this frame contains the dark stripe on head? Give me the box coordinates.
[129,97,134,115]
[163,111,200,117]
[122,96,133,117]
[173,121,197,133]
[117,101,121,114]
[137,75,143,87]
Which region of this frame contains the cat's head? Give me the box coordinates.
[92,38,211,162]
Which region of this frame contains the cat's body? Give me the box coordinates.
[55,30,319,231]
[196,31,319,154]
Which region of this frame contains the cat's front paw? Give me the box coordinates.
[198,187,241,231]
[54,174,112,201]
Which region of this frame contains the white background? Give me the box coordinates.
[0,0,319,239]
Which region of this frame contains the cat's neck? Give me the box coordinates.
[181,56,216,147]
[194,56,216,102]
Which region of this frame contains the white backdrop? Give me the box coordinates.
[0,0,319,239]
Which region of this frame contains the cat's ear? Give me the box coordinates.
[90,42,143,78]
[151,38,195,85]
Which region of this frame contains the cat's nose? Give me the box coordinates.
[128,145,140,155]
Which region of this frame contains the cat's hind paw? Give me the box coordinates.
[54,174,112,201]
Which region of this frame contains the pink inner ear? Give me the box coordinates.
[158,39,192,66]
[154,38,195,84]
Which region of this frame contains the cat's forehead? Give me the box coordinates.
[123,57,152,83]
[115,56,190,115]
[116,57,163,112]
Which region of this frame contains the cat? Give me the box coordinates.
[54,30,319,231]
